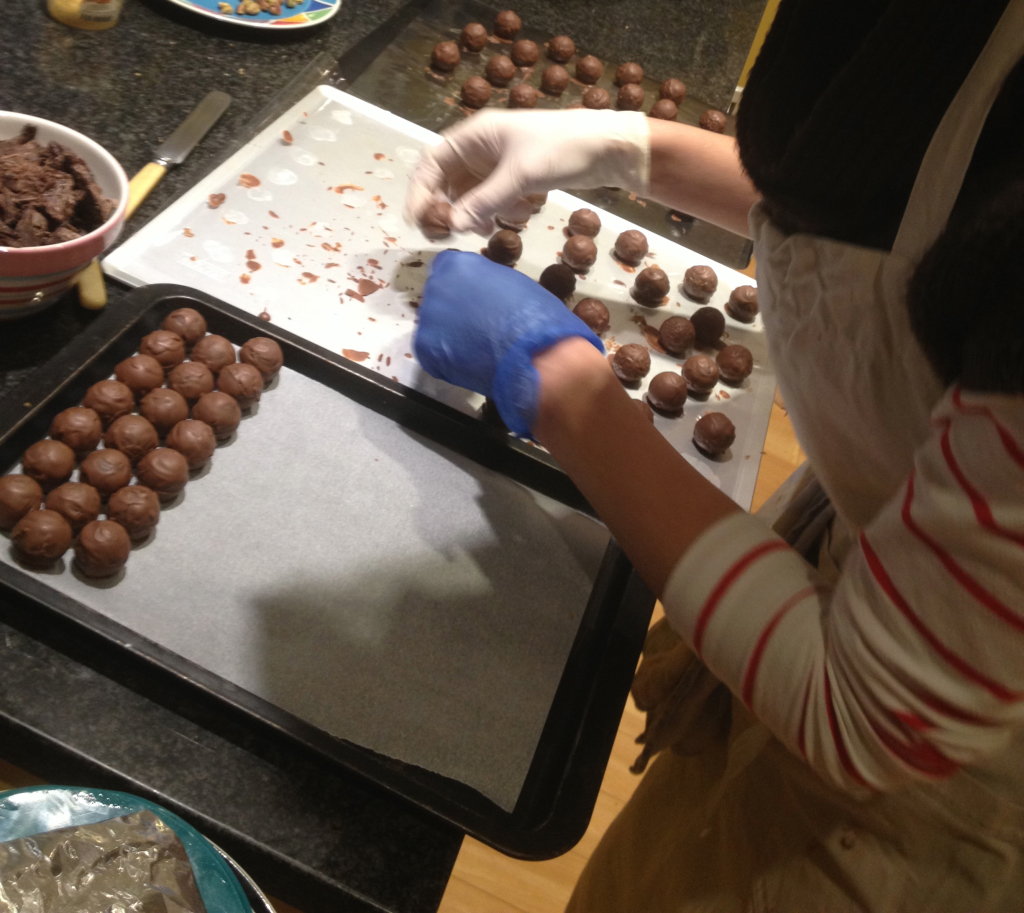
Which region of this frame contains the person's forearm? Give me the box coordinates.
[645,119,761,239]
[532,337,741,595]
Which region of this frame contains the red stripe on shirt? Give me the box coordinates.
[797,679,812,760]
[870,712,960,778]
[860,530,1022,702]
[823,667,870,787]
[952,387,1024,470]
[902,472,1024,633]
[740,584,817,708]
[692,539,791,655]
[939,421,1024,547]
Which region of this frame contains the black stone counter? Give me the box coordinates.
[0,0,762,909]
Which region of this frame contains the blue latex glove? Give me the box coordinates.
[415,250,605,437]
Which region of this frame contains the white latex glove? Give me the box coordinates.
[404,109,651,236]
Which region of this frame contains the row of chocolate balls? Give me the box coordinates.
[0,309,284,577]
[433,11,716,124]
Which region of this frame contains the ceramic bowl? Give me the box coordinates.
[0,111,129,320]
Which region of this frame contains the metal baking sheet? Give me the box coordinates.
[105,85,773,510]
[0,288,654,858]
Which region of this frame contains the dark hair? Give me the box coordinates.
[907,178,1024,393]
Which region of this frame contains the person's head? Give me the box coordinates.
[907,177,1024,394]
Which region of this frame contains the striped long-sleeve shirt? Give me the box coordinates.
[663,387,1024,793]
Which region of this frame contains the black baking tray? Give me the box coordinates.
[326,0,753,269]
[0,284,655,859]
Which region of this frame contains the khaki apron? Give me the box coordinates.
[567,3,1024,910]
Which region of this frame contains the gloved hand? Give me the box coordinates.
[415,250,604,436]
[405,109,651,236]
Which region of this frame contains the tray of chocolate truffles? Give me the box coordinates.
[0,284,653,857]
[336,0,751,268]
[105,82,774,510]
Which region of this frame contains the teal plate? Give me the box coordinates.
[163,0,341,29]
[0,786,251,913]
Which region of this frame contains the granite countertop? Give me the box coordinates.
[0,0,762,909]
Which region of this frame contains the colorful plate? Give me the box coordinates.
[162,0,341,29]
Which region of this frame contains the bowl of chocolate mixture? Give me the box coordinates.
[0,111,129,319]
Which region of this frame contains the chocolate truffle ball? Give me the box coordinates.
[693,412,736,456]
[682,354,719,395]
[539,262,576,300]
[460,22,487,51]
[114,354,165,399]
[682,264,719,301]
[568,208,601,238]
[726,285,759,323]
[0,475,42,530]
[717,344,754,384]
[658,316,696,356]
[633,399,655,423]
[649,99,678,121]
[80,448,132,499]
[509,83,539,108]
[511,39,539,66]
[633,267,670,306]
[573,298,610,334]
[239,337,284,382]
[486,228,523,265]
[166,420,217,470]
[168,361,216,403]
[582,87,611,109]
[190,335,237,375]
[11,509,72,568]
[138,330,185,372]
[494,10,521,39]
[563,235,598,271]
[615,62,643,85]
[49,407,102,459]
[612,343,651,383]
[82,380,135,428]
[46,482,101,534]
[22,440,75,491]
[461,76,492,108]
[486,54,516,86]
[420,199,454,239]
[431,40,461,72]
[192,392,241,441]
[140,388,190,436]
[700,109,728,133]
[647,372,688,415]
[136,448,189,503]
[527,192,547,213]
[540,65,569,95]
[690,306,726,347]
[104,415,159,463]
[547,35,575,63]
[107,485,160,541]
[74,519,131,578]
[576,55,603,83]
[660,78,686,103]
[218,362,265,410]
[614,229,648,265]
[162,308,207,348]
[617,84,645,111]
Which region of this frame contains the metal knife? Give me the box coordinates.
[125,89,232,219]
[79,90,232,309]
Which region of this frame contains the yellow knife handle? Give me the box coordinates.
[126,162,168,220]
[77,259,107,310]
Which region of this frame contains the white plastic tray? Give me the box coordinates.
[105,85,773,509]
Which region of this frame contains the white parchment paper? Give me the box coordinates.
[1,368,610,811]
[104,85,774,510]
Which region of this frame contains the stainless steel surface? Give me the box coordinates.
[153,91,232,167]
